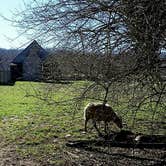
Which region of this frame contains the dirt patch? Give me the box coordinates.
[0,142,39,166]
[65,131,166,166]
[64,146,166,166]
[0,130,165,166]
[0,143,165,166]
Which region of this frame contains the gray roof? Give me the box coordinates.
[12,40,48,64]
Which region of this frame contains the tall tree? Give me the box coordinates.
[11,0,166,133]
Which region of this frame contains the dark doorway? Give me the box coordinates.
[10,63,23,81]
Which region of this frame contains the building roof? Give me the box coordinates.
[12,40,48,64]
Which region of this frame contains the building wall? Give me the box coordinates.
[23,49,42,81]
[0,70,11,84]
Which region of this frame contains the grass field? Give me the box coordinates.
[0,81,165,165]
[0,81,95,165]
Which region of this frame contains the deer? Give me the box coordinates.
[84,103,123,135]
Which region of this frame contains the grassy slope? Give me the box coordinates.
[0,81,165,165]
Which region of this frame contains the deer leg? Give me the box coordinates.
[84,119,88,132]
[93,120,102,137]
[104,122,108,134]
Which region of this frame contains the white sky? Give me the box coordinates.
[0,0,31,49]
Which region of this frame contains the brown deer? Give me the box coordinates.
[84,103,123,135]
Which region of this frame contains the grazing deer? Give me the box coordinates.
[84,103,123,135]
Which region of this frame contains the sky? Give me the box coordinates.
[0,0,31,49]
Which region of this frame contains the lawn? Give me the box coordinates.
[0,81,95,165]
[0,81,165,165]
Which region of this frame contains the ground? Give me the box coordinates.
[0,142,38,166]
[0,138,165,166]
[65,147,166,166]
[0,82,165,166]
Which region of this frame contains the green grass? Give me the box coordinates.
[0,81,165,165]
[0,81,95,164]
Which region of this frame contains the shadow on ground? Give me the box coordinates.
[66,130,166,166]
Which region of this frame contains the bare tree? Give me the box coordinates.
[11,0,166,134]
